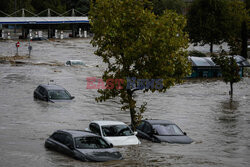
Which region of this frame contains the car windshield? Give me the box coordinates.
[101,125,134,137]
[75,136,110,149]
[48,90,71,100]
[152,124,183,136]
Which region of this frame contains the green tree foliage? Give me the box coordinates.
[246,0,250,9]
[89,0,191,128]
[19,0,34,13]
[187,0,228,53]
[212,51,241,98]
[62,0,90,15]
[187,0,248,54]
[31,0,66,16]
[0,0,10,16]
[0,0,34,16]
[151,0,185,15]
[225,0,248,56]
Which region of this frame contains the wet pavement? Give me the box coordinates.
[0,39,249,167]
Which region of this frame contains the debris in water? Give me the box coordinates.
[0,55,30,61]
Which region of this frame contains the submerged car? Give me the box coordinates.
[86,121,141,146]
[136,120,193,144]
[45,130,123,162]
[34,84,74,102]
[65,60,85,66]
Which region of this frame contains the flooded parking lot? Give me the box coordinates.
[0,39,249,167]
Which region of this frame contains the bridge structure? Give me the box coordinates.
[0,9,90,39]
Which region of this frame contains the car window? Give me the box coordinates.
[66,61,71,65]
[89,123,101,136]
[64,135,74,147]
[152,124,183,136]
[51,132,65,143]
[101,125,134,137]
[48,90,71,100]
[143,122,152,134]
[39,87,47,96]
[74,136,110,149]
[51,133,60,141]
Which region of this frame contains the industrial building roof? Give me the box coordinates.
[189,56,250,67]
[0,17,89,24]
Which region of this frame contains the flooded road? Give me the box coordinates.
[0,39,249,167]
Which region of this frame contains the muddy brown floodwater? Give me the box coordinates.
[0,39,249,167]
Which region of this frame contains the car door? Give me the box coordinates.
[48,132,65,152]
[136,121,145,138]
[46,132,61,150]
[51,133,74,156]
[89,123,102,136]
[38,87,48,101]
[140,122,153,141]
[34,86,42,99]
[61,134,75,157]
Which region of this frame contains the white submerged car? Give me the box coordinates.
[86,121,141,146]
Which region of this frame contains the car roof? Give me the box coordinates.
[39,84,66,90]
[91,120,127,126]
[56,130,98,138]
[144,119,174,125]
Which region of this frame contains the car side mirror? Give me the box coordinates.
[152,129,157,135]
[133,131,138,135]
[109,143,113,148]
[71,96,75,99]
[183,132,187,136]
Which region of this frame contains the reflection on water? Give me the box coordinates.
[218,100,239,123]
[220,99,239,111]
[0,39,249,167]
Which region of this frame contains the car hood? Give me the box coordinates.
[154,135,193,144]
[104,136,141,146]
[76,148,122,162]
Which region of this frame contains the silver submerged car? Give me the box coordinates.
[136,120,193,144]
[34,84,74,102]
[45,130,123,162]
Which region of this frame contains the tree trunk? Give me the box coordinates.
[230,82,233,99]
[210,42,213,53]
[127,90,136,131]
